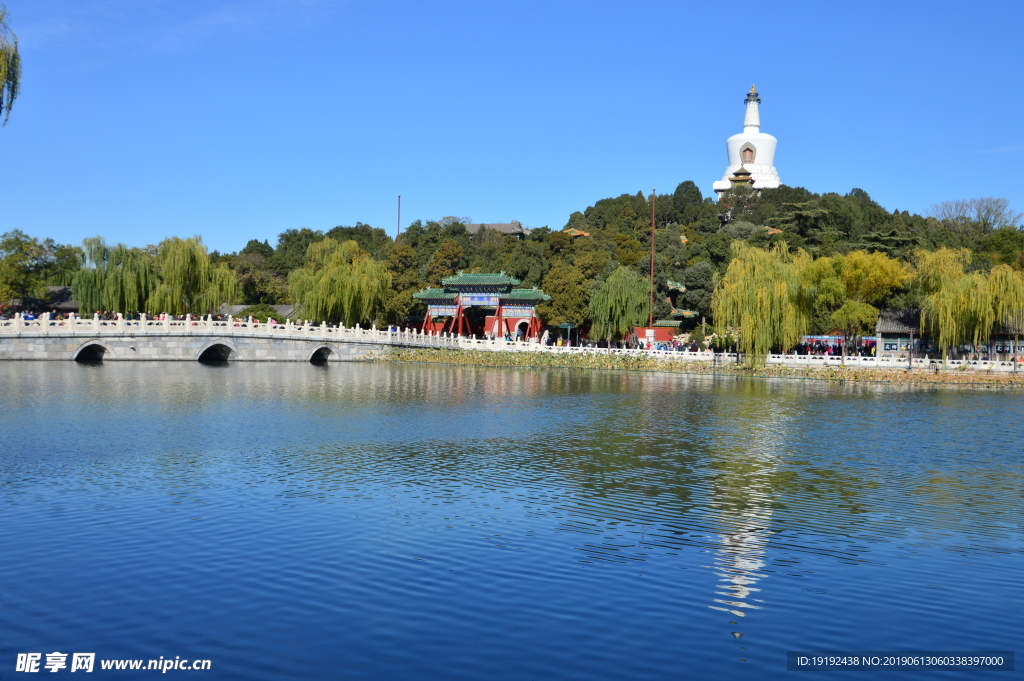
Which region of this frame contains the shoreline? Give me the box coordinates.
[383,348,1024,388]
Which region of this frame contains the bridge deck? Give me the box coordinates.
[0,315,456,349]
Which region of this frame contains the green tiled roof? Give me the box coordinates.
[500,288,551,302]
[412,288,458,300]
[653,319,681,327]
[441,272,521,287]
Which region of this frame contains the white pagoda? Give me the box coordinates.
[712,85,781,198]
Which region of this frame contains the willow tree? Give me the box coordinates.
[914,247,971,295]
[988,265,1024,357]
[0,5,20,125]
[287,237,390,325]
[713,242,809,367]
[916,247,971,359]
[148,236,237,315]
[921,272,997,360]
[587,265,648,341]
[72,237,155,314]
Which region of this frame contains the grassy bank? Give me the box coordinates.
[383,348,1024,387]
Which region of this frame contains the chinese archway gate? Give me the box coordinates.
[413,272,550,340]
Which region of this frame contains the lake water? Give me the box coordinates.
[1,362,1021,680]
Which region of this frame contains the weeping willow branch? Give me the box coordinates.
[148,236,237,315]
[0,5,21,125]
[287,238,391,325]
[586,266,648,341]
[72,236,156,314]
[712,242,810,367]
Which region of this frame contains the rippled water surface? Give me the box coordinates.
[1,362,1022,680]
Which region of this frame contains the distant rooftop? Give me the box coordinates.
[441,272,522,287]
[876,308,920,334]
[464,221,526,236]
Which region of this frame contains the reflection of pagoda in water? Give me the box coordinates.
[704,406,784,619]
[708,508,772,618]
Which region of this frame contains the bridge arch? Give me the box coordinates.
[72,340,115,361]
[195,339,239,362]
[308,344,335,364]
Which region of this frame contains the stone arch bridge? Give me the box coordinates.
[0,314,458,362]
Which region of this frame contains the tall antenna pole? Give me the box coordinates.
[649,189,656,328]
[396,195,402,244]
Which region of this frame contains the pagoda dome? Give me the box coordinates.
[713,86,782,196]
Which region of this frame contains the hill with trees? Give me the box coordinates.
[2,181,1022,354]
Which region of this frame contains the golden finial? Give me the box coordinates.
[750,84,757,94]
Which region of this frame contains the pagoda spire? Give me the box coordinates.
[743,85,761,132]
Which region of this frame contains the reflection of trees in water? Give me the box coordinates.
[15,363,1018,562]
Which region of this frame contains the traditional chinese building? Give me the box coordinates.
[413,272,551,340]
[632,280,699,343]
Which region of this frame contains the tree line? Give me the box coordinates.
[1,182,1022,352]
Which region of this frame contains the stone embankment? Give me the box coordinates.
[384,348,1024,388]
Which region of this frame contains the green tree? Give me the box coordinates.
[230,252,287,305]
[271,228,324,275]
[830,301,879,357]
[797,249,909,346]
[149,237,238,315]
[383,241,424,324]
[288,238,390,325]
[537,262,588,327]
[980,226,1024,266]
[72,237,155,315]
[713,242,809,367]
[571,237,611,280]
[838,250,911,304]
[680,261,716,316]
[987,265,1024,356]
[1,231,81,309]
[672,180,705,225]
[325,222,391,259]
[588,266,647,341]
[503,239,549,286]
[425,239,465,285]
[465,228,507,273]
[0,230,49,305]
[240,239,274,259]
[0,5,20,125]
[914,247,971,296]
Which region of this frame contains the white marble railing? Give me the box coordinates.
[765,353,1023,372]
[3,313,1021,371]
[460,338,1021,371]
[0,312,458,349]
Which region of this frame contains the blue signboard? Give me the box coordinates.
[460,295,499,306]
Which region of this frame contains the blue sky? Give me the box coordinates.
[3,0,1022,253]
